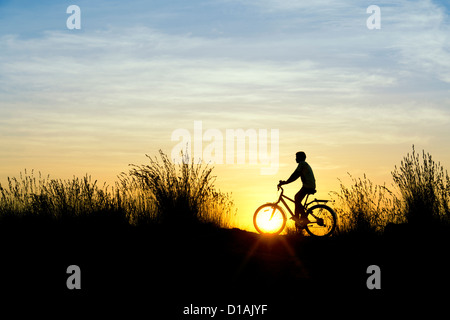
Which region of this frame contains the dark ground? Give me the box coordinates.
[0,216,449,318]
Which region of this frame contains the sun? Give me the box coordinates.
[254,205,285,234]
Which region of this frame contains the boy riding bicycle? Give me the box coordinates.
[277,151,316,228]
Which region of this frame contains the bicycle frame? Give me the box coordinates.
[274,186,331,220]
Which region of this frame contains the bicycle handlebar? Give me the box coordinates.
[277,181,284,192]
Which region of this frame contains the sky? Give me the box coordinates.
[1,0,450,230]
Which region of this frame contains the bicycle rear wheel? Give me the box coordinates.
[253,203,286,235]
[305,204,336,237]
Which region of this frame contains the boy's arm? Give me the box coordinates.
[279,169,301,186]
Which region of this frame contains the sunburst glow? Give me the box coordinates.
[254,205,285,234]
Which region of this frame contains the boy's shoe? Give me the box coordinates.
[290,216,302,229]
[291,216,310,228]
[290,216,300,224]
[298,217,311,228]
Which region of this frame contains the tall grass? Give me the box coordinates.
[332,173,402,234]
[333,146,450,234]
[0,151,235,229]
[392,146,450,226]
[122,150,235,228]
[0,170,119,219]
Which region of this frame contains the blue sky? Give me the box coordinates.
[1,0,450,229]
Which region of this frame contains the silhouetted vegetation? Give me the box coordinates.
[333,146,450,234]
[0,171,121,219]
[332,173,402,235]
[392,146,450,226]
[0,151,235,229]
[118,150,235,228]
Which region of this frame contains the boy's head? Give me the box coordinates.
[296,151,306,163]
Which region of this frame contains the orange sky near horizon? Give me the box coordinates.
[1,139,448,231]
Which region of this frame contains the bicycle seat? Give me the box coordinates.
[308,189,317,195]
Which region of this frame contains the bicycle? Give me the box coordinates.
[253,185,337,236]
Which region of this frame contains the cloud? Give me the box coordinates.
[0,1,449,176]
[0,26,401,104]
[0,22,447,125]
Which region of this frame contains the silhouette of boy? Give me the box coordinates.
[278,151,316,227]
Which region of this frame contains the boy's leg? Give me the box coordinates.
[294,189,307,220]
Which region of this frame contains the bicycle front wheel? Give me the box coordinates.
[305,205,337,237]
[253,203,286,235]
